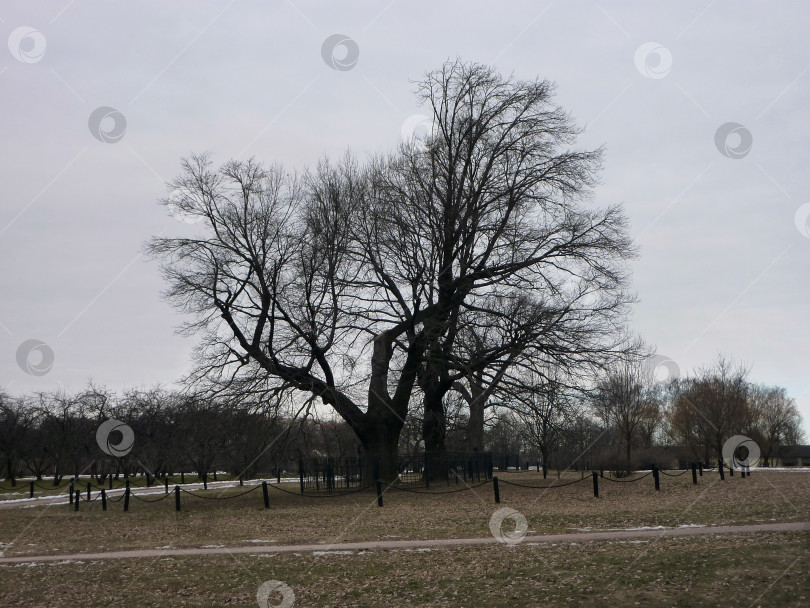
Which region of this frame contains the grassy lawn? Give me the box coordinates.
[0,532,806,607]
[0,470,807,558]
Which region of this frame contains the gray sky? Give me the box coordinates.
[2,1,808,434]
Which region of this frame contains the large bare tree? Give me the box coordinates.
[374,61,637,468]
[147,60,636,479]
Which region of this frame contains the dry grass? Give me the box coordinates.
[0,469,807,559]
[0,532,806,607]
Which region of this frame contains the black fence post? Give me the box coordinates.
[493,476,500,503]
[203,473,208,490]
[29,481,34,498]
[109,475,113,490]
[74,489,79,511]
[698,462,703,477]
[691,463,698,485]
[729,463,734,477]
[181,472,185,485]
[69,480,74,504]
[87,482,91,501]
[542,463,548,479]
[376,480,383,507]
[175,485,181,512]
[164,476,169,494]
[239,476,243,487]
[592,471,599,498]
[262,481,270,509]
[101,489,107,511]
[653,465,660,491]
[299,460,305,494]
[124,486,130,512]
[718,459,725,481]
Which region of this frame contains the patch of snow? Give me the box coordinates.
[313,550,354,556]
[200,544,225,549]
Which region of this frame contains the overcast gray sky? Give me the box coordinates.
[1,1,808,434]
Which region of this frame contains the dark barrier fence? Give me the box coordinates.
[295,451,493,492]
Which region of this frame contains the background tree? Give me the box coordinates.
[590,356,661,470]
[665,355,751,464]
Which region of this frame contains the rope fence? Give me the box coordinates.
[1,458,753,513]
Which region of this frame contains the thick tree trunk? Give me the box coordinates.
[422,379,448,481]
[357,416,402,483]
[466,379,485,452]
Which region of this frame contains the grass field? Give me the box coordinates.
[1,469,808,606]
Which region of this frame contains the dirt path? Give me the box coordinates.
[1,521,806,564]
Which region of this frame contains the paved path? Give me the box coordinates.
[0,521,806,564]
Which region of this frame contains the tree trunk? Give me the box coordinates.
[422,380,448,481]
[466,379,485,452]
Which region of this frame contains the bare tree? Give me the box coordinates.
[147,61,636,479]
[377,60,637,468]
[591,357,661,470]
[747,384,803,466]
[666,355,750,464]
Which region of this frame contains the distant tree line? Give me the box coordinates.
[0,352,802,483]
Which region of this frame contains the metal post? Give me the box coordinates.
[691,463,697,485]
[653,466,660,491]
[74,489,79,511]
[718,459,725,481]
[592,471,599,498]
[165,477,169,494]
[175,485,181,512]
[29,481,34,498]
[493,476,500,504]
[87,482,91,501]
[124,486,130,511]
[698,462,703,477]
[262,481,270,509]
[101,489,107,511]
